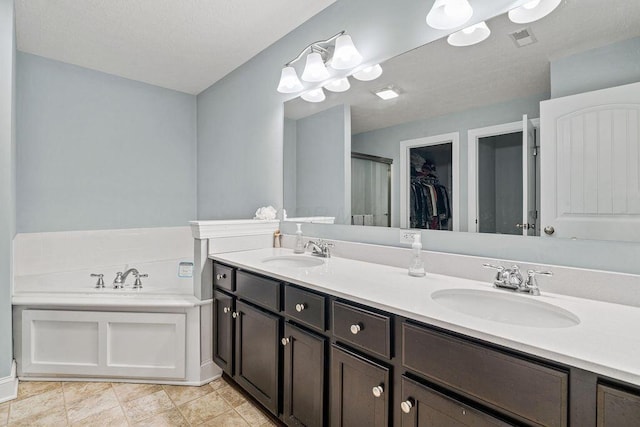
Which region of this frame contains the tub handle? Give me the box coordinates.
[90,274,105,289]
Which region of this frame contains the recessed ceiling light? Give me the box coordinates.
[375,87,400,100]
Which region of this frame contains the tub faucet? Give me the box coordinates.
[113,268,148,289]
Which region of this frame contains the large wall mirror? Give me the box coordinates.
[283,0,640,243]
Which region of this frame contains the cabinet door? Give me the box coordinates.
[597,384,640,426]
[213,290,234,376]
[331,345,389,427]
[234,300,280,415]
[283,323,325,427]
[400,376,510,427]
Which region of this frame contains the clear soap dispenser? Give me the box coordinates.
[408,234,426,277]
[293,223,305,254]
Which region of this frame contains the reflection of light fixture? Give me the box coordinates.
[426,0,473,30]
[277,30,364,99]
[508,0,561,23]
[353,64,383,81]
[325,78,351,93]
[447,21,491,46]
[374,86,400,100]
[301,88,326,103]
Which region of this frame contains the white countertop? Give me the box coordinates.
[212,247,640,386]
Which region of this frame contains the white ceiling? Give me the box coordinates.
[15,0,336,95]
[285,0,640,134]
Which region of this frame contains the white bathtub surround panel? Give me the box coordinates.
[212,248,640,386]
[281,234,640,307]
[14,226,192,277]
[0,361,18,403]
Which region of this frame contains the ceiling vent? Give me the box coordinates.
[509,27,538,48]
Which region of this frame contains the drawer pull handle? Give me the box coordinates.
[223,307,230,314]
[295,303,306,312]
[281,337,290,346]
[232,312,238,319]
[401,399,414,414]
[350,323,362,335]
[216,273,227,280]
[372,385,384,398]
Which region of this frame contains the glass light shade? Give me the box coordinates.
[324,78,351,93]
[277,66,304,93]
[426,0,474,30]
[508,0,561,23]
[352,64,383,82]
[331,34,363,70]
[301,88,326,103]
[301,52,330,82]
[447,21,491,46]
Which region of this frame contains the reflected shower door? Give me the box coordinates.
[351,153,392,227]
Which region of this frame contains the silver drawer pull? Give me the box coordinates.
[232,312,238,319]
[372,385,384,398]
[350,323,362,335]
[401,399,414,414]
[281,337,290,346]
[223,307,230,314]
[295,303,306,312]
[216,273,227,280]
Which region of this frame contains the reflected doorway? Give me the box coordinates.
[351,153,392,227]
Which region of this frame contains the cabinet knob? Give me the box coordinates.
[295,303,306,312]
[372,385,384,398]
[281,337,290,346]
[232,312,238,319]
[223,307,230,314]
[216,273,227,280]
[350,323,362,335]
[401,399,414,414]
[544,226,555,235]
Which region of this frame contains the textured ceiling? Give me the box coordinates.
[15,0,336,94]
[285,0,640,134]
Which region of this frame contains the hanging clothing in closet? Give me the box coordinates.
[410,166,451,230]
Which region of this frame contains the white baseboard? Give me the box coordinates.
[0,361,18,403]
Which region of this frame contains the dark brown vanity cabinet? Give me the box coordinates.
[331,344,390,427]
[212,289,235,376]
[597,384,640,426]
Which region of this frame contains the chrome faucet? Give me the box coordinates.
[483,263,552,296]
[113,268,148,289]
[304,239,334,258]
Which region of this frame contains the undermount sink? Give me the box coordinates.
[261,255,325,268]
[431,289,580,328]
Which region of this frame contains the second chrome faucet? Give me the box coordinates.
[483,263,552,296]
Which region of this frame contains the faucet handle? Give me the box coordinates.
[113,272,124,289]
[524,270,552,296]
[133,273,148,289]
[90,273,105,288]
[482,263,505,271]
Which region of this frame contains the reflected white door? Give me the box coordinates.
[540,82,640,241]
[522,115,537,236]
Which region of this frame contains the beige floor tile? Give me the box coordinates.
[122,390,175,423]
[217,385,246,408]
[112,383,163,403]
[200,409,250,427]
[132,408,189,427]
[15,381,61,401]
[66,387,120,424]
[63,382,112,405]
[178,392,232,425]
[235,401,270,426]
[8,407,68,427]
[8,388,64,423]
[163,384,213,406]
[70,405,128,427]
[0,402,9,426]
[209,377,228,391]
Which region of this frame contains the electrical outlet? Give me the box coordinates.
[399,229,420,244]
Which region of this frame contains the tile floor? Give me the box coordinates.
[0,377,279,426]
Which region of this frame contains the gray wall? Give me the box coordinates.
[551,36,640,98]
[283,118,297,217]
[352,93,546,228]
[0,0,16,378]
[195,0,531,220]
[16,53,197,232]
[295,105,351,223]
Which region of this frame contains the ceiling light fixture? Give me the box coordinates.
[426,0,474,30]
[374,87,400,100]
[277,30,365,102]
[447,21,491,46]
[353,64,383,81]
[508,0,561,23]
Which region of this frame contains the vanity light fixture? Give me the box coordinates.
[508,0,562,24]
[374,86,400,100]
[277,66,304,93]
[353,64,383,81]
[301,87,326,103]
[426,0,474,30]
[447,21,491,46]
[301,51,331,82]
[331,34,363,69]
[325,77,351,93]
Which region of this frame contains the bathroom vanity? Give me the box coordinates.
[211,249,640,427]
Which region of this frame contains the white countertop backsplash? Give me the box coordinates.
[212,245,640,387]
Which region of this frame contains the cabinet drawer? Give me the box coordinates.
[236,270,281,312]
[213,263,235,292]
[401,376,511,426]
[332,301,391,359]
[597,384,640,426]
[402,323,568,427]
[284,285,326,331]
